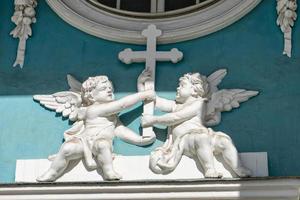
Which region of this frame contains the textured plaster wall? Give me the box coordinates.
[0,0,299,182]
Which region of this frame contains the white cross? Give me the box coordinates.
[119,24,183,138]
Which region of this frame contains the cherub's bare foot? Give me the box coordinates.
[157,160,173,170]
[47,154,57,161]
[234,167,251,177]
[103,170,122,180]
[36,169,58,182]
[204,169,222,178]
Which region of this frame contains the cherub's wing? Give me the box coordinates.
[207,69,227,95]
[67,74,82,93]
[205,89,258,126]
[33,91,82,121]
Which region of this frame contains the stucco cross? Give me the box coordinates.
[119,24,183,138]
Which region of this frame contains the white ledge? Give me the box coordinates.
[1,178,300,200]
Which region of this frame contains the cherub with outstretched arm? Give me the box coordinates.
[34,75,156,181]
[139,69,258,178]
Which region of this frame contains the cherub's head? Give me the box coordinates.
[176,73,208,103]
[81,76,114,104]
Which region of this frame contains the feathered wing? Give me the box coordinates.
[205,70,259,126]
[67,74,82,93]
[34,75,87,162]
[207,69,227,95]
[33,74,83,122]
[33,91,83,121]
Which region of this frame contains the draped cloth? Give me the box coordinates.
[63,120,115,169]
[149,125,230,174]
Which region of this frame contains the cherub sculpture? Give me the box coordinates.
[140,69,258,178]
[34,75,156,181]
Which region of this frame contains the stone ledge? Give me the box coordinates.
[1,177,300,200]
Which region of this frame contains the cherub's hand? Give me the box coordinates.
[140,134,156,145]
[141,114,155,127]
[137,69,152,92]
[143,90,156,101]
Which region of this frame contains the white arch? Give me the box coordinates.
[46,0,261,44]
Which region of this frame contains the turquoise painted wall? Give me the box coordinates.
[0,0,299,183]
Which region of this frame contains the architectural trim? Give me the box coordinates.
[10,0,37,68]
[46,0,262,44]
[276,0,298,58]
[1,178,300,200]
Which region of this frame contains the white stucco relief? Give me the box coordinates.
[34,75,156,181]
[10,0,37,68]
[138,69,259,178]
[28,25,263,182]
[121,25,259,178]
[277,0,297,57]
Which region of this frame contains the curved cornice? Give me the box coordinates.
[46,0,262,44]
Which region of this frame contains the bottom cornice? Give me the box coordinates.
[1,177,300,200]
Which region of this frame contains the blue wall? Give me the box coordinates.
[0,0,299,182]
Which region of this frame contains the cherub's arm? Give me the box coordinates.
[93,90,155,116]
[155,96,176,112]
[142,100,202,127]
[114,120,155,146]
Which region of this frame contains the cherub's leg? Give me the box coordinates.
[194,134,221,178]
[37,139,83,182]
[93,139,121,180]
[215,136,251,177]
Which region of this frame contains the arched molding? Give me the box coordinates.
[46,0,262,44]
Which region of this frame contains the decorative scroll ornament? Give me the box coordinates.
[276,0,297,57]
[10,0,37,68]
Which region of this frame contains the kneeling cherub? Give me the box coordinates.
[34,75,155,181]
[140,69,258,178]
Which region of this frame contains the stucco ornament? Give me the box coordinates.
[33,75,156,181]
[139,69,258,178]
[277,0,297,57]
[10,0,37,68]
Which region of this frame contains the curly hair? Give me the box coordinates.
[81,76,113,104]
[180,73,209,97]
